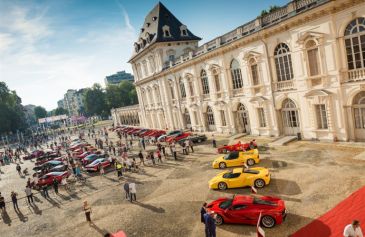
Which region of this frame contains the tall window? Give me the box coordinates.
[148,56,156,73]
[179,79,186,98]
[188,79,194,96]
[274,43,294,81]
[344,17,365,70]
[184,109,191,125]
[142,61,149,77]
[201,70,210,94]
[207,106,215,125]
[353,91,365,129]
[315,104,328,129]
[212,68,221,92]
[257,108,266,127]
[230,59,243,89]
[249,58,260,85]
[306,40,321,76]
[220,110,226,126]
[169,82,175,100]
[136,64,143,79]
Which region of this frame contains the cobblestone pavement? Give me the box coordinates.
[1,130,365,237]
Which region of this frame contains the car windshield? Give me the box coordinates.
[90,159,102,165]
[219,199,233,209]
[224,152,238,160]
[253,197,277,206]
[167,130,180,136]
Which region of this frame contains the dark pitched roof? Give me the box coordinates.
[132,2,201,56]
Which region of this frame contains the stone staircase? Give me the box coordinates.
[269,136,297,146]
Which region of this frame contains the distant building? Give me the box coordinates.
[104,70,134,86]
[63,89,85,116]
[57,99,65,109]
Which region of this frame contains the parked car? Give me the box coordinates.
[217,140,257,154]
[187,134,207,143]
[37,171,70,187]
[82,154,105,166]
[166,132,191,143]
[157,130,181,142]
[33,160,64,171]
[84,158,111,172]
[208,167,270,190]
[23,150,44,160]
[49,164,68,172]
[212,149,259,169]
[206,195,286,228]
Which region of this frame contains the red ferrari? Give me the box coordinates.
[37,171,70,187]
[84,158,111,171]
[206,195,286,228]
[166,132,191,143]
[217,140,257,154]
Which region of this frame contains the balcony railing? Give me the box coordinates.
[274,80,295,91]
[342,68,365,83]
[232,87,244,96]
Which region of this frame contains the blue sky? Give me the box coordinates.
[0,0,287,110]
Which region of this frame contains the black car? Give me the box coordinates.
[179,134,207,144]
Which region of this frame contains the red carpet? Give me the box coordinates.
[291,186,365,237]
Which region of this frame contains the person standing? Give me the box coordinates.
[25,186,34,204]
[189,139,194,153]
[0,192,5,212]
[138,151,144,165]
[83,201,92,224]
[184,139,190,155]
[16,163,22,176]
[156,150,162,163]
[129,182,136,203]
[99,165,105,177]
[115,162,123,178]
[123,182,130,200]
[343,220,363,237]
[182,142,187,155]
[172,146,177,160]
[53,178,59,194]
[204,211,217,237]
[200,202,207,224]
[11,191,19,211]
[212,136,217,148]
[42,184,50,198]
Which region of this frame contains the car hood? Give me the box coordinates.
[213,156,225,163]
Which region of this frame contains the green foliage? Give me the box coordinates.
[34,106,47,119]
[83,83,107,117]
[260,5,281,16]
[82,81,137,117]
[0,82,27,134]
[54,107,68,116]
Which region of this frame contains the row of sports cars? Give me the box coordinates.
[205,142,287,229]
[113,125,207,144]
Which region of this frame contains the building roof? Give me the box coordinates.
[131,2,201,59]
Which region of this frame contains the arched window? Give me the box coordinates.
[249,58,260,85]
[154,86,161,103]
[353,91,365,129]
[207,106,215,125]
[230,59,243,89]
[201,70,210,94]
[344,17,365,70]
[179,79,186,98]
[212,68,221,92]
[148,56,156,73]
[274,43,294,81]
[306,40,320,76]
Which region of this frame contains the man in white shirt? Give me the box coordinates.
[129,182,136,203]
[344,220,363,237]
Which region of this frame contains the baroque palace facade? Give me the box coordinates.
[111,0,365,142]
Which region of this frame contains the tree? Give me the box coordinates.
[83,83,107,117]
[34,106,47,120]
[105,80,138,111]
[0,82,27,134]
[54,107,68,116]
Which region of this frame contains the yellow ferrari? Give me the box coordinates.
[212,149,259,169]
[209,167,270,190]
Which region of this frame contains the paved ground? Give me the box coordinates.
[1,129,365,237]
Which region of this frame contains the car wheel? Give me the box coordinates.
[219,162,226,169]
[198,139,202,143]
[261,215,276,228]
[247,158,255,166]
[215,214,224,225]
[218,182,227,190]
[254,179,265,188]
[222,149,227,153]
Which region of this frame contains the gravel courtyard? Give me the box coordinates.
[1,132,365,237]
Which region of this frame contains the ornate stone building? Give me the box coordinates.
[113,0,365,141]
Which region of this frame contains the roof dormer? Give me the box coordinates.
[162,25,171,37]
[180,25,188,37]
